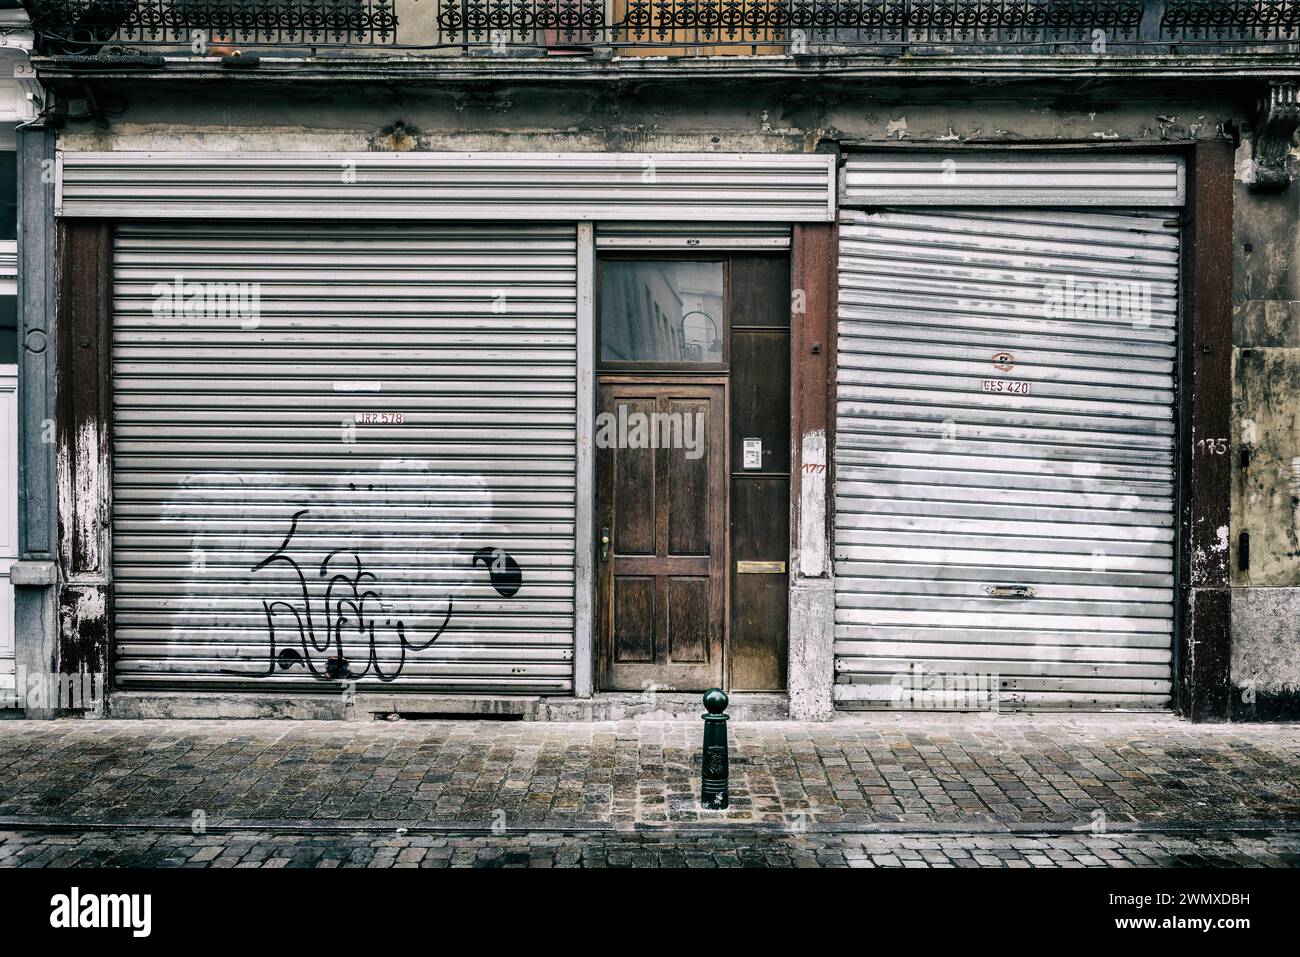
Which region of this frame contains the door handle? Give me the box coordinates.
[600,527,611,562]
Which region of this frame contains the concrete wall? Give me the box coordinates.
[1232,137,1300,720]
[55,79,1251,154]
[42,74,1300,717]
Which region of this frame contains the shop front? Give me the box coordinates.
[51,151,835,709]
[30,137,1246,719]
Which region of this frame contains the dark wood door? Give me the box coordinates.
[596,380,726,691]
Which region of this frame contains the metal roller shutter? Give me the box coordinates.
[596,223,791,250]
[841,152,1185,207]
[112,222,577,693]
[60,152,836,223]
[834,207,1179,710]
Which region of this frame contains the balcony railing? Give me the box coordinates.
[24,0,1300,56]
[26,0,400,51]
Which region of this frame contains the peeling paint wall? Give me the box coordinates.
[54,80,1248,155]
[1231,133,1300,717]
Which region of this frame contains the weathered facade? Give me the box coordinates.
[5,0,1300,720]
[0,9,34,707]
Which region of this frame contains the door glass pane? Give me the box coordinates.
[601,261,724,363]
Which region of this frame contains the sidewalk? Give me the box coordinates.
[1,714,1298,832]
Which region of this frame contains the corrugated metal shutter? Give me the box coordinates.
[842,152,1185,207]
[596,223,791,250]
[112,222,577,693]
[60,152,835,222]
[834,207,1179,710]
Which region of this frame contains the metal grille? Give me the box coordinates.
[436,0,1147,46]
[27,0,399,52]
[834,206,1179,710]
[57,152,836,223]
[112,222,577,693]
[1163,1,1300,41]
[25,0,1300,52]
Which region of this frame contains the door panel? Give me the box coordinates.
[667,578,709,662]
[613,578,656,662]
[597,381,726,691]
[730,477,790,690]
[666,397,712,556]
[728,254,792,691]
[613,397,657,556]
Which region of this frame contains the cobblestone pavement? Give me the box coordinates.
[2,827,1298,868]
[0,715,1297,832]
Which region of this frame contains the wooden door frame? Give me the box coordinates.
[594,373,731,692]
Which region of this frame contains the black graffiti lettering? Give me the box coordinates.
[239,509,454,682]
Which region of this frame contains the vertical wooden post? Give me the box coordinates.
[1179,141,1235,721]
[55,219,113,708]
[790,222,835,580]
[787,220,837,719]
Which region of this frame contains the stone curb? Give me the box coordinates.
[3,815,1299,837]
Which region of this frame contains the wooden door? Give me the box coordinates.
[596,380,726,691]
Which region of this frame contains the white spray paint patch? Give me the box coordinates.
[56,418,107,573]
[799,430,827,578]
[156,460,501,670]
[885,117,909,139]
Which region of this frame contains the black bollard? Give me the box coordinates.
[700,688,729,809]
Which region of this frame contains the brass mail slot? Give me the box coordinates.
[736,560,787,575]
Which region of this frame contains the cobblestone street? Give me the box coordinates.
[1,714,1298,867]
[3,827,1299,868]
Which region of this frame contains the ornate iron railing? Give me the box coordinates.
[439,1,1150,48]
[26,0,398,51]
[23,0,1300,54]
[1165,0,1300,40]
